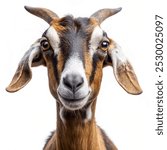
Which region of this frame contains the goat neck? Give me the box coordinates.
[45,100,106,150]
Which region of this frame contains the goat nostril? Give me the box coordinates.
[63,74,84,93]
[77,78,84,87]
[63,77,73,90]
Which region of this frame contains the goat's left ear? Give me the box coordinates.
[6,39,45,93]
[105,42,142,95]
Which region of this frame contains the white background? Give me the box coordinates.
[0,0,166,150]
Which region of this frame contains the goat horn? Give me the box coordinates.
[24,6,59,24]
[90,8,122,24]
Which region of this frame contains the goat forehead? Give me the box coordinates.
[58,17,91,44]
[60,30,87,58]
[45,17,104,63]
[51,17,94,57]
[58,16,91,30]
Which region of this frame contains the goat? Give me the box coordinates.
[6,6,142,150]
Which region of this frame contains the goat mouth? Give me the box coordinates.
[58,92,91,110]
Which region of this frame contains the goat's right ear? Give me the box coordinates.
[104,42,142,95]
[6,39,45,93]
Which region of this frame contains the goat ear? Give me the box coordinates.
[6,39,45,93]
[106,42,142,95]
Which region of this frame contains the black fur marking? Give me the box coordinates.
[62,108,88,121]
[32,51,46,67]
[58,16,92,70]
[89,54,99,84]
[52,55,59,84]
[42,29,48,37]
[43,131,55,150]
[100,128,116,150]
[43,128,115,150]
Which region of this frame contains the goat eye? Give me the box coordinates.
[101,41,110,49]
[41,39,50,51]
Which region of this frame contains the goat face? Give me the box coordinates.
[6,6,142,111]
[43,17,99,110]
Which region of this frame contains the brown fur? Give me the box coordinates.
[51,20,66,32]
[44,101,117,150]
[91,60,104,98]
[84,45,93,81]
[6,7,142,150]
[89,18,99,27]
[43,20,116,150]
[57,51,65,78]
[47,62,57,97]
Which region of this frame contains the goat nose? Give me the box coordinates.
[63,74,84,93]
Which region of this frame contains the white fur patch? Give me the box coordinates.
[22,39,41,68]
[109,43,128,69]
[61,54,89,92]
[28,47,40,67]
[46,26,60,54]
[62,54,86,79]
[89,26,104,56]
[60,106,66,124]
[84,104,92,122]
[57,54,91,110]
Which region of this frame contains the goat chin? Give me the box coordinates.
[59,103,92,124]
[58,90,91,110]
